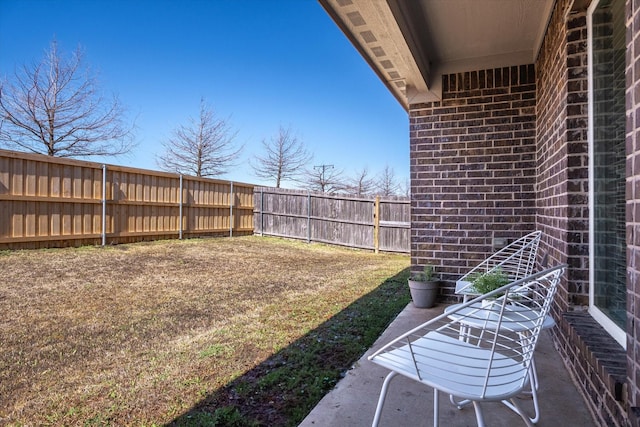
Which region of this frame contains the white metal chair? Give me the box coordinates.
[453,230,546,422]
[456,231,542,301]
[368,265,566,427]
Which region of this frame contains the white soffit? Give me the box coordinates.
[319,0,555,109]
[415,0,555,74]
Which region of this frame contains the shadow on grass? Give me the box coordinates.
[168,267,411,427]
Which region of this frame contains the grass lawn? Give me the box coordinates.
[0,236,410,426]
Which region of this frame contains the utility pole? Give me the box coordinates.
[314,164,334,192]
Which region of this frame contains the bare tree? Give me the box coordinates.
[305,164,344,193]
[157,99,242,177]
[251,125,312,187]
[399,177,411,198]
[375,165,400,196]
[0,40,134,157]
[346,167,375,196]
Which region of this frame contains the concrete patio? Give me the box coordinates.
[300,303,597,427]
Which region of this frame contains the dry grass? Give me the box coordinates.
[0,236,409,426]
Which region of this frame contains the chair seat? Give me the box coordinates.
[371,332,529,402]
[444,302,557,331]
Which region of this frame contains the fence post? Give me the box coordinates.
[179,175,183,240]
[260,187,264,236]
[374,195,380,254]
[307,191,311,243]
[230,181,234,237]
[101,165,107,246]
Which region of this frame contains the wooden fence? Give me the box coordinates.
[253,187,410,253]
[0,149,254,249]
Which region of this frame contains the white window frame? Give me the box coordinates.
[587,0,627,349]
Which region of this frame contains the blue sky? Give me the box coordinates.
[0,0,408,189]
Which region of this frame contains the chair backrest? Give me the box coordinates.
[369,265,565,400]
[455,230,542,296]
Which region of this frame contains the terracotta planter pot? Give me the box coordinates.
[408,279,440,308]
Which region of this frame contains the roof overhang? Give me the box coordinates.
[318,0,558,110]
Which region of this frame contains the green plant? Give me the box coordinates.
[411,264,436,282]
[469,268,509,295]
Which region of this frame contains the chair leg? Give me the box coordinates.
[471,401,486,427]
[508,397,535,427]
[449,394,472,409]
[530,357,540,392]
[528,358,541,423]
[527,363,541,424]
[372,371,398,427]
[433,389,439,427]
[501,366,540,423]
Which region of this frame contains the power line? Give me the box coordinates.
[313,164,334,178]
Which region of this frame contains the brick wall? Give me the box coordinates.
[409,66,537,298]
[565,11,591,308]
[536,3,591,311]
[535,0,571,320]
[536,0,632,425]
[626,0,640,421]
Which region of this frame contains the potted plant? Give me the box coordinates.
[408,264,440,308]
[468,268,510,306]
